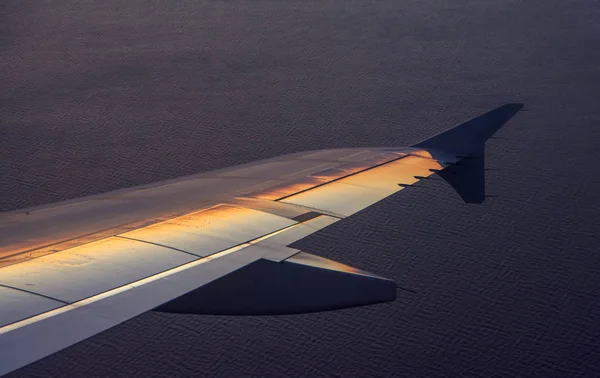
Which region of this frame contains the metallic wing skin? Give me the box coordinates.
[0,104,523,376]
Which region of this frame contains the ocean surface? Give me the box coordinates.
[2,0,600,377]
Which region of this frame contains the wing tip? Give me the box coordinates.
[502,102,525,108]
[414,103,525,204]
[499,102,525,114]
[411,102,524,156]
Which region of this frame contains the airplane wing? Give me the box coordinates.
[0,103,523,376]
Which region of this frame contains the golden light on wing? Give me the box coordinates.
[280,152,444,216]
[252,177,328,200]
[252,152,408,201]
[341,154,444,190]
[289,252,364,274]
[119,205,296,257]
[285,252,386,278]
[410,149,437,159]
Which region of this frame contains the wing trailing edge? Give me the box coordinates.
[412,103,523,203]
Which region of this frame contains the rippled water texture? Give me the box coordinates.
[2,0,600,376]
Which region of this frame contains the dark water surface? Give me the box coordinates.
[2,0,600,376]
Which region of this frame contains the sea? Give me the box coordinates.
[2,0,600,377]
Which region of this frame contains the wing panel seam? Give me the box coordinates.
[274,155,408,201]
[0,283,69,305]
[114,236,204,258]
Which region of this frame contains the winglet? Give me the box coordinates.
[411,103,523,157]
[412,104,523,203]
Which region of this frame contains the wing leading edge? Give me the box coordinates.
[0,104,523,376]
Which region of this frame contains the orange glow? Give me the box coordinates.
[280,152,444,216]
[341,154,443,190]
[288,252,376,277]
[119,205,296,257]
[252,178,327,200]
[252,153,408,201]
[409,150,436,159]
